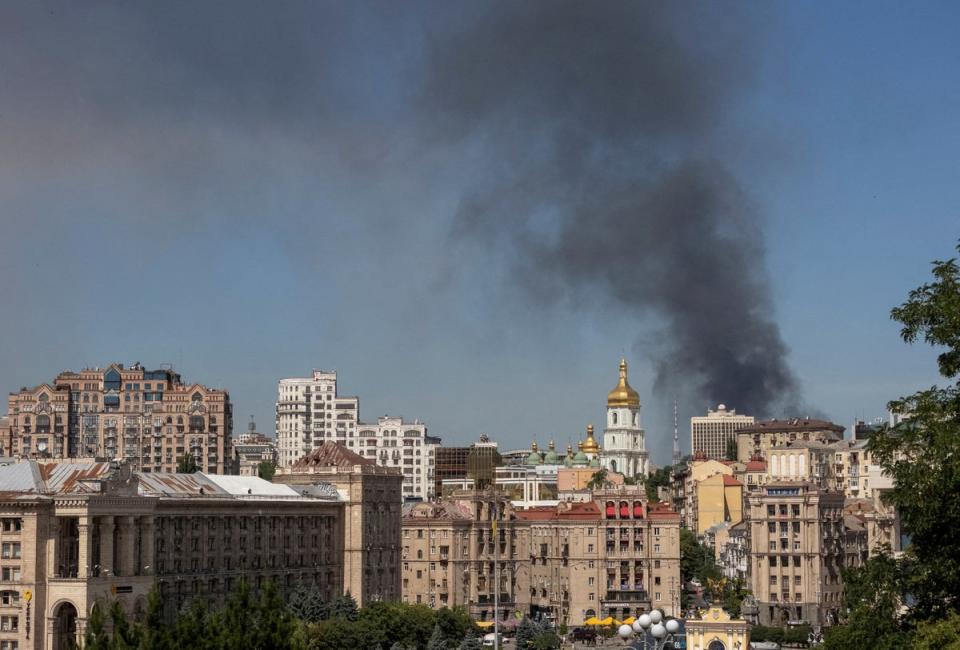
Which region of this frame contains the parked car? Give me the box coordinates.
[482,632,504,647]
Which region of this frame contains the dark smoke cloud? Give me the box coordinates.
[417,1,801,416]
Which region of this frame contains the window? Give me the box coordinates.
[654,544,660,553]
[655,592,661,600]
[588,577,594,586]
[588,593,595,601]
[654,576,661,585]
[654,560,660,569]
[0,520,20,533]
[587,544,594,553]
[0,568,20,581]
[0,544,19,559]
[0,592,18,606]
[0,616,17,632]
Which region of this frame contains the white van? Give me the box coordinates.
[482,632,504,647]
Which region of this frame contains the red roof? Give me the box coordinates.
[514,502,601,521]
[745,460,767,472]
[647,502,680,520]
[722,475,743,487]
[291,442,372,468]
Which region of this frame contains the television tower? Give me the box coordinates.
[672,400,682,466]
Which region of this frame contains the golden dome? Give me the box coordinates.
[582,424,601,454]
[607,358,640,408]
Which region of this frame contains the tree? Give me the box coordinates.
[176,453,199,473]
[327,592,359,621]
[426,623,447,650]
[517,618,538,648]
[288,580,326,624]
[724,437,738,461]
[109,599,139,649]
[679,528,721,586]
[459,628,483,650]
[257,460,276,481]
[644,467,671,502]
[435,606,473,646]
[138,588,172,650]
[586,469,608,490]
[83,602,110,650]
[912,612,960,650]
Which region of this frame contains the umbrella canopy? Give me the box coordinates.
[622,616,636,625]
[475,621,495,629]
[584,616,603,626]
[600,616,615,626]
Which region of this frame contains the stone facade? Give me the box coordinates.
[736,419,844,465]
[0,459,347,650]
[745,482,847,626]
[691,405,754,461]
[274,442,403,605]
[400,487,681,627]
[4,363,233,474]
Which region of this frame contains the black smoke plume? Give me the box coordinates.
[417,1,800,415]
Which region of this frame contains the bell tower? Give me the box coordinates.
[601,358,649,477]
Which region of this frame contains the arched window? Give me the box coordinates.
[38,393,49,403]
[605,502,616,518]
[23,416,30,424]
[612,412,618,425]
[191,392,202,402]
[789,454,797,477]
[417,550,423,559]
[36,415,51,433]
[633,413,638,426]
[771,455,779,476]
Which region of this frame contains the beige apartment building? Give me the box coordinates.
[4,363,233,474]
[736,418,844,464]
[400,487,681,627]
[745,482,849,626]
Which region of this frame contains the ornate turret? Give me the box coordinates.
[582,424,601,455]
[526,441,543,466]
[564,444,575,467]
[573,441,589,466]
[607,358,640,408]
[543,439,559,465]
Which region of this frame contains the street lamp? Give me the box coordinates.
[623,609,683,650]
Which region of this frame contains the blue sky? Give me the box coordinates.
[0,2,956,464]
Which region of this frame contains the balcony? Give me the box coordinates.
[604,589,648,602]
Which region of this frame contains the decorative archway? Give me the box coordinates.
[708,640,726,650]
[53,601,79,650]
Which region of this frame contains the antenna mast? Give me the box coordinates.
[672,399,682,466]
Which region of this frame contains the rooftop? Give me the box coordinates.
[738,418,845,435]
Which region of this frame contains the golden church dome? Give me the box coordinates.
[607,358,640,408]
[582,424,601,454]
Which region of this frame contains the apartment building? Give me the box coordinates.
[745,482,847,626]
[275,371,437,499]
[4,363,233,473]
[400,486,681,626]
[736,419,844,464]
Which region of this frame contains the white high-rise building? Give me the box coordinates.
[600,359,649,477]
[691,404,754,460]
[275,370,437,499]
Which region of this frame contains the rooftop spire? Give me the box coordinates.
[672,399,682,465]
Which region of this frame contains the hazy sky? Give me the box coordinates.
[1,1,957,464]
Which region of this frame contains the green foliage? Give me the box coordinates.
[586,469,608,490]
[679,528,721,586]
[912,611,960,650]
[827,244,960,645]
[83,602,110,650]
[824,553,911,650]
[288,580,327,624]
[257,460,277,481]
[326,592,359,621]
[644,467,671,502]
[749,625,783,643]
[459,628,483,650]
[76,582,482,650]
[725,437,738,461]
[427,623,447,650]
[176,453,199,473]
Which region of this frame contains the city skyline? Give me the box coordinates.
[2,2,955,464]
